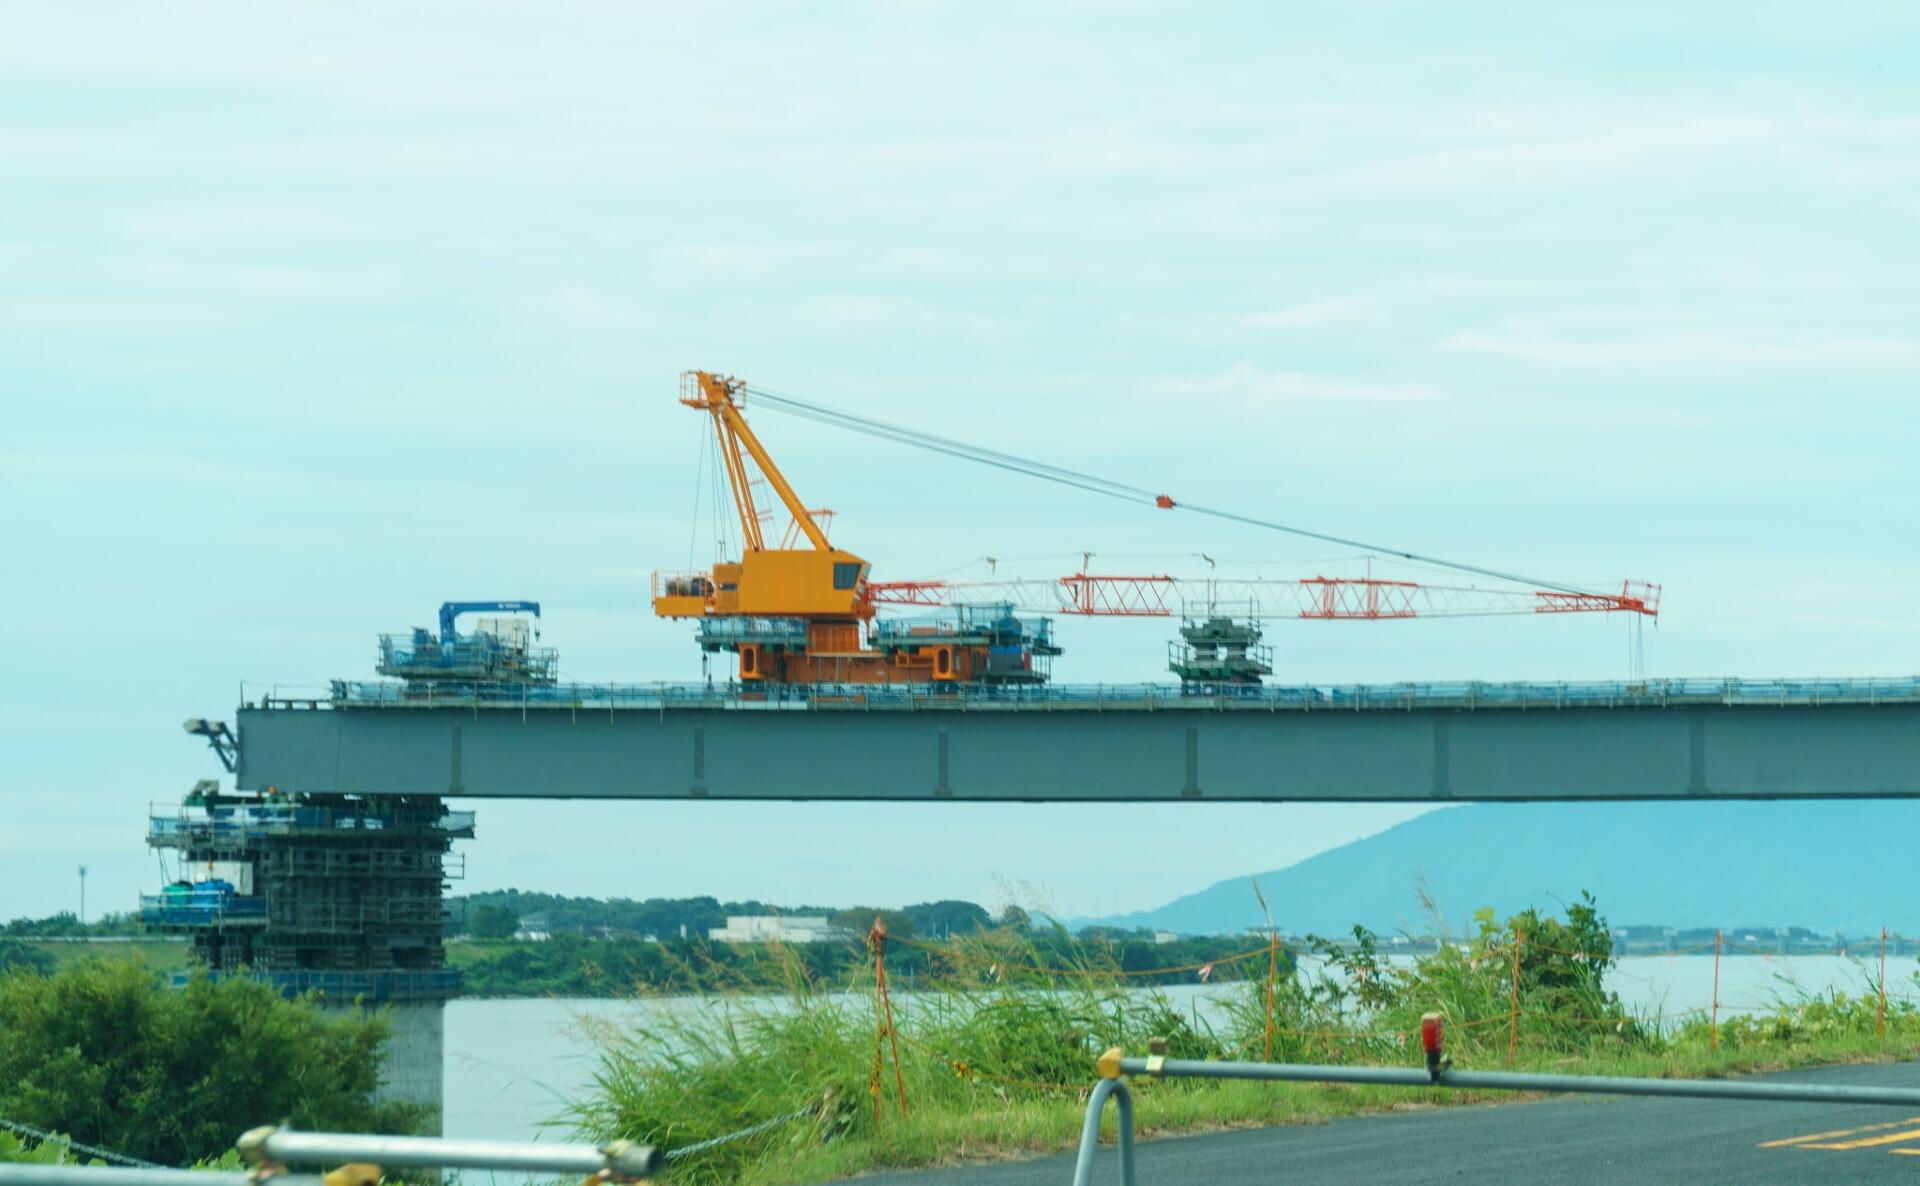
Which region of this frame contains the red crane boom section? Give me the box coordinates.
[867,575,1660,620]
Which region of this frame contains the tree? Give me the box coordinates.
[996,905,1033,932]
[0,941,57,976]
[469,903,519,939]
[900,900,992,938]
[0,959,424,1166]
[2,912,141,938]
[829,908,915,940]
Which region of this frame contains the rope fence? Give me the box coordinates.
[0,1119,164,1170]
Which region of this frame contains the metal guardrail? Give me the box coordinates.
[308,674,1920,713]
[0,1129,662,1186]
[238,1126,662,1177]
[1071,1027,1920,1186]
[376,632,558,684]
[693,616,810,645]
[3,1100,819,1184]
[0,1170,321,1186]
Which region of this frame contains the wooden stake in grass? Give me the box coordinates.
[1710,929,1722,1053]
[870,917,909,1123]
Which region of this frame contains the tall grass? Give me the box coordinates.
[567,899,1920,1185]
[567,925,1233,1183]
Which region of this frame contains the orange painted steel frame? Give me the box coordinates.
[734,639,981,685]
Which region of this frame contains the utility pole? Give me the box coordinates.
[78,865,88,927]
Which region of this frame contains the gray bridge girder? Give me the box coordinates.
[234,700,1920,802]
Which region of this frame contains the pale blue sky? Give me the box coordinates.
[3,3,1916,924]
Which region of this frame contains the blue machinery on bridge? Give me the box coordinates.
[1070,1022,1920,1186]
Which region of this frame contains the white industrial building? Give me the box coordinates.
[708,915,838,943]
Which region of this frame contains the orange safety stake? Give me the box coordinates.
[869,917,909,1123]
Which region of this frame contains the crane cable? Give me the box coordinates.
[745,386,1160,503]
[744,384,1605,599]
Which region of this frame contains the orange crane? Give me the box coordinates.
[652,372,1050,684]
[653,371,1658,686]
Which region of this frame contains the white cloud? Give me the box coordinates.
[1238,297,1378,329]
[1445,330,1920,368]
[1162,363,1440,405]
[787,293,1009,338]
[1300,116,1781,197]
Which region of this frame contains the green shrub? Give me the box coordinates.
[0,1130,86,1165]
[0,959,426,1166]
[0,941,57,977]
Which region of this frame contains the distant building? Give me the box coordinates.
[708,915,838,944]
[1153,930,1181,945]
[588,926,655,942]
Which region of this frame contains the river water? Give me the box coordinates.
[443,954,1920,1143]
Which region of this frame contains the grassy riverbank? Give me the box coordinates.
[11,937,191,974]
[446,931,1275,997]
[569,896,1920,1185]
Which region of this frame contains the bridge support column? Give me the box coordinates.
[143,788,474,1132]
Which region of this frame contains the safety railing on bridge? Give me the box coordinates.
[148,806,476,841]
[164,969,462,1002]
[306,674,1920,713]
[692,616,810,646]
[137,893,266,928]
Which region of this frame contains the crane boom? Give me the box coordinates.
[654,371,875,626]
[868,575,1659,619]
[654,368,1662,687]
[681,371,832,552]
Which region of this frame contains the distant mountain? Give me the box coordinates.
[1092,801,1920,938]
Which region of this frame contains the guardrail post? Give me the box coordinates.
[1071,1049,1137,1186]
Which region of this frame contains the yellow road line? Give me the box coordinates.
[1801,1127,1920,1151]
[1760,1117,1920,1149]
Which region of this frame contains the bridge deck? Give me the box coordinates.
[233,676,1920,803]
[317,675,1920,713]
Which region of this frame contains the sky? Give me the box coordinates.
[2,2,1917,924]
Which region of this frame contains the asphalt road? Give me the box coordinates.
[856,1061,1920,1185]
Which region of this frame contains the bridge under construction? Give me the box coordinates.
[236,675,1920,802]
[156,373,1920,1127]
